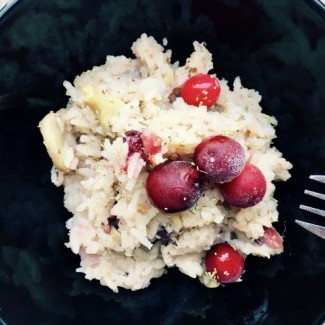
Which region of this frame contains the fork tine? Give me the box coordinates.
[299,204,325,217]
[298,175,325,240]
[310,175,325,184]
[295,220,325,240]
[304,189,325,201]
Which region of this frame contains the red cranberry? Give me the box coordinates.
[141,132,162,156]
[257,226,283,251]
[205,243,244,283]
[180,74,221,108]
[194,135,245,183]
[146,160,203,213]
[219,163,267,208]
[125,130,149,162]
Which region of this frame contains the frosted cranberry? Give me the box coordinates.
[194,135,245,183]
[205,243,244,283]
[219,163,267,208]
[180,74,221,108]
[146,160,203,213]
[257,226,283,251]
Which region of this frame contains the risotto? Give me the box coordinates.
[39,34,292,292]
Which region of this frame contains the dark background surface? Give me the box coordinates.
[0,0,325,324]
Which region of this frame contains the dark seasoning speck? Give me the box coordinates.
[108,215,120,230]
[156,226,178,246]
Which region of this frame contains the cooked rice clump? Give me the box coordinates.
[39,34,292,292]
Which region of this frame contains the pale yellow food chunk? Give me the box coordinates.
[81,84,124,131]
[38,111,67,171]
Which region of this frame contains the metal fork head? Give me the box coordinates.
[296,175,325,240]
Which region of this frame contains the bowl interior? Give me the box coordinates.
[0,0,325,324]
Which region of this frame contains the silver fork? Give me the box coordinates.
[0,0,19,19]
[296,175,325,240]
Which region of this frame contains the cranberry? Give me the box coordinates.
[219,163,267,208]
[142,132,162,156]
[194,135,245,183]
[180,73,221,108]
[257,226,283,251]
[146,160,203,213]
[125,130,162,165]
[125,130,149,162]
[205,243,244,283]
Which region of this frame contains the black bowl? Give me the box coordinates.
[0,0,325,324]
